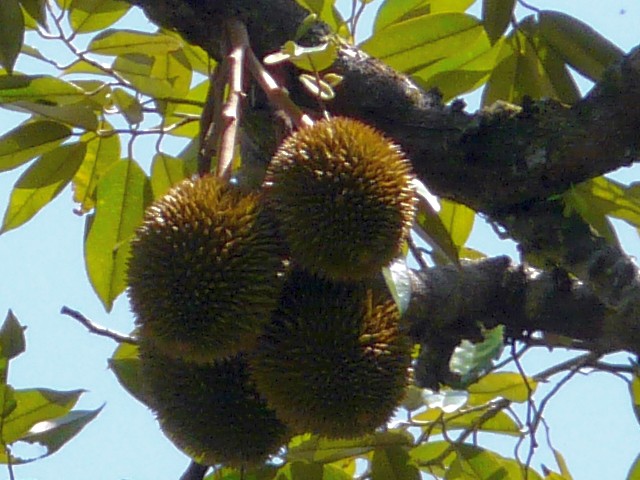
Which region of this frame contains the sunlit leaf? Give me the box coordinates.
[373,0,474,33]
[111,88,143,124]
[6,100,99,131]
[382,258,412,315]
[362,13,485,75]
[630,374,640,427]
[112,53,174,98]
[482,0,515,44]
[422,389,468,413]
[15,407,102,463]
[69,0,130,33]
[287,431,412,465]
[448,445,509,479]
[19,0,46,27]
[552,448,574,480]
[294,0,347,37]
[108,341,147,404]
[371,444,420,480]
[1,142,86,234]
[413,188,459,264]
[88,29,182,56]
[72,124,120,213]
[266,41,338,72]
[1,389,83,444]
[538,11,623,82]
[84,159,151,311]
[413,407,520,436]
[0,120,71,173]
[439,199,475,250]
[412,34,501,102]
[0,310,26,360]
[627,454,640,480]
[150,152,189,198]
[467,372,537,404]
[482,17,580,105]
[0,0,24,73]
[0,74,86,104]
[276,461,351,480]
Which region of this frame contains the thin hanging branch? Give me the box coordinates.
[60,306,137,344]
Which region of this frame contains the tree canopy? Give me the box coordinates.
[1,0,640,479]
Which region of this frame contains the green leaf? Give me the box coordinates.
[111,87,143,124]
[162,79,207,138]
[0,74,86,104]
[72,124,121,213]
[0,120,71,173]
[69,0,129,33]
[1,389,83,444]
[288,431,412,465]
[266,41,338,72]
[627,454,640,480]
[566,177,640,233]
[482,0,515,44]
[14,407,102,463]
[150,152,189,198]
[482,17,580,105]
[88,29,182,56]
[19,0,46,27]
[412,34,500,102]
[382,259,412,315]
[276,461,351,480]
[362,13,485,75]
[108,342,147,404]
[371,445,420,480]
[414,190,459,264]
[7,100,100,130]
[439,199,475,250]
[0,0,24,73]
[448,444,508,479]
[112,54,174,99]
[373,0,474,33]
[468,372,537,404]
[209,466,280,480]
[410,441,454,474]
[294,0,347,37]
[1,142,86,234]
[552,448,573,480]
[413,408,520,436]
[0,311,26,360]
[630,374,640,426]
[449,325,504,386]
[538,11,623,82]
[84,159,151,311]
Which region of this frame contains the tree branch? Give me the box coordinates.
[60,306,137,344]
[179,461,209,480]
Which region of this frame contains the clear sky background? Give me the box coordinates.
[0,1,639,479]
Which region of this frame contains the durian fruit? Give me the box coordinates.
[127,175,285,363]
[249,269,411,438]
[263,117,416,280]
[139,342,289,467]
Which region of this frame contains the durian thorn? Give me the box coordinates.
[246,43,313,129]
[215,18,249,180]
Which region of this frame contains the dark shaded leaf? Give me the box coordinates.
[0,0,24,73]
[482,0,515,43]
[0,310,26,360]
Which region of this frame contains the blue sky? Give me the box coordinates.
[0,1,639,479]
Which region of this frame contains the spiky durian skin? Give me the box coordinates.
[264,117,416,280]
[140,344,289,467]
[127,176,285,363]
[249,269,411,438]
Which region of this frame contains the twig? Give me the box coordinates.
[61,306,137,344]
[216,19,249,179]
[179,461,209,480]
[198,65,226,176]
[245,46,313,128]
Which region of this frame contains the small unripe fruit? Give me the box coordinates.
[264,117,416,280]
[140,344,289,466]
[127,176,285,363]
[249,269,411,438]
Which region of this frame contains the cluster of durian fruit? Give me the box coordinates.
[127,117,418,466]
